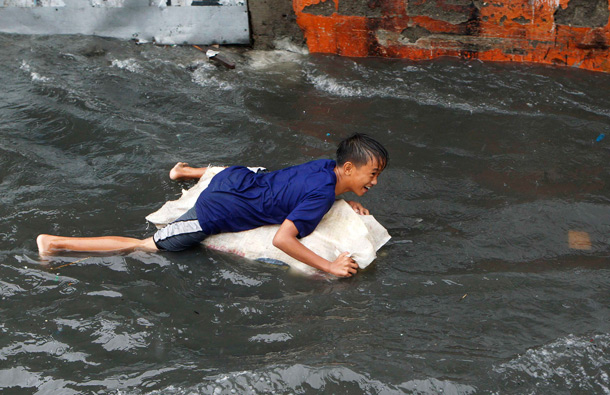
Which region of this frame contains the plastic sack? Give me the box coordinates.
[146,167,391,274]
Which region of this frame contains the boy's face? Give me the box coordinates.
[347,158,383,196]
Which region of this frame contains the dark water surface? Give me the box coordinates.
[1,34,609,394]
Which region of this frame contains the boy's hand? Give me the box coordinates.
[273,220,359,277]
[329,252,359,277]
[346,200,369,215]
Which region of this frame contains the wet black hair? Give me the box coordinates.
[336,133,388,170]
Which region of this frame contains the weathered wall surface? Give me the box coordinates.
[290,0,610,73]
[0,0,250,45]
[1,0,607,71]
[249,0,306,49]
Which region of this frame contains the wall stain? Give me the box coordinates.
[293,0,610,73]
[302,0,335,17]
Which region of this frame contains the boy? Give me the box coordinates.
[37,134,388,277]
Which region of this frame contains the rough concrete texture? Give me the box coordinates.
[554,0,609,28]
[303,0,335,16]
[248,0,306,48]
[337,0,383,18]
[291,0,610,73]
[407,0,481,25]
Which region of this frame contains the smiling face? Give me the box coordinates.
[346,158,383,196]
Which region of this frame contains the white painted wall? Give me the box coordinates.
[0,0,249,45]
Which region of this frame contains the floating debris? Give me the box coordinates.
[193,45,236,69]
[50,256,92,271]
[568,231,591,250]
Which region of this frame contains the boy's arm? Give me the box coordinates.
[272,219,359,277]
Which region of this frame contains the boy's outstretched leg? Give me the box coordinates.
[169,162,208,180]
[36,234,157,255]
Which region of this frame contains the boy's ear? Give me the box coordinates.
[342,161,354,176]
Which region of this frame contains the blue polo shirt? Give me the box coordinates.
[195,159,337,238]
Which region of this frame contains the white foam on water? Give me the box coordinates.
[246,49,306,70]
[110,58,143,73]
[303,62,556,118]
[273,37,309,55]
[244,38,308,70]
[179,59,215,73]
[306,69,491,115]
[191,70,235,91]
[30,72,51,82]
[307,73,367,97]
[20,60,51,82]
[86,290,123,298]
[495,333,610,393]
[248,332,293,343]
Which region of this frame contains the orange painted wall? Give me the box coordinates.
[294,0,610,73]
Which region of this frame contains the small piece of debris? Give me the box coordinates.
[193,45,236,69]
[568,230,592,250]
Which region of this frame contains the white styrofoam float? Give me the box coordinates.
[146,167,390,274]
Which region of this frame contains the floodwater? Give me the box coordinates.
[1,33,609,394]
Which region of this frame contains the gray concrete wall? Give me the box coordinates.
[248,0,304,49]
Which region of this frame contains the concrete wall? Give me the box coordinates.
[1,0,607,72]
[0,0,249,45]
[252,0,610,73]
[249,0,306,49]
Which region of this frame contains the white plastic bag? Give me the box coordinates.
[146,167,391,274]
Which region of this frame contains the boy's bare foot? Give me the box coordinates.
[169,162,190,180]
[37,234,53,256]
[169,162,209,180]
